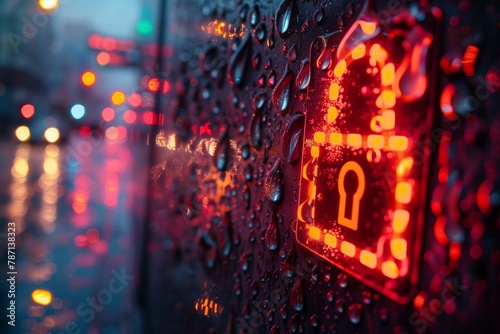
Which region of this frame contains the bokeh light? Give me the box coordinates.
[123,110,137,124]
[128,93,142,107]
[81,71,96,87]
[15,126,31,142]
[97,52,111,66]
[44,127,60,143]
[71,104,86,120]
[111,91,126,106]
[20,104,35,119]
[39,0,58,11]
[147,77,160,92]
[102,107,115,122]
[31,289,53,306]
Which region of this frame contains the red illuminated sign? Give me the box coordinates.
[296,5,440,303]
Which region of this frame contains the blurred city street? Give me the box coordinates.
[0,133,148,333]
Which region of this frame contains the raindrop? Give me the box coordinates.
[346,3,354,17]
[214,130,230,171]
[362,291,372,305]
[249,5,259,27]
[265,211,279,251]
[250,281,259,296]
[280,304,288,319]
[290,278,304,311]
[310,314,319,327]
[240,253,251,271]
[227,35,252,87]
[252,92,267,111]
[252,52,261,69]
[283,245,296,277]
[289,313,300,332]
[287,44,297,62]
[272,67,294,115]
[337,273,348,288]
[264,159,284,203]
[335,299,344,313]
[265,59,272,70]
[243,164,253,181]
[326,290,334,303]
[312,7,324,26]
[270,325,280,334]
[268,70,276,87]
[241,143,251,160]
[337,15,344,30]
[275,0,296,38]
[348,303,363,324]
[258,74,266,87]
[282,113,305,164]
[250,110,263,150]
[254,23,266,43]
[295,58,310,91]
[239,4,249,21]
[267,21,276,49]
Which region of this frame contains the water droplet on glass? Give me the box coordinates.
[337,15,344,30]
[214,130,230,171]
[251,281,259,296]
[244,163,253,181]
[282,113,305,163]
[275,0,296,38]
[287,44,297,62]
[249,5,259,27]
[335,299,344,313]
[252,92,267,111]
[265,211,279,251]
[241,143,251,160]
[337,273,348,288]
[240,4,249,21]
[289,313,300,332]
[313,7,324,26]
[283,244,296,276]
[270,325,280,334]
[264,159,284,203]
[267,20,276,49]
[272,67,294,115]
[326,290,334,303]
[346,3,354,17]
[228,35,252,87]
[268,70,276,87]
[258,74,266,87]
[310,314,319,327]
[290,277,304,311]
[280,304,288,319]
[240,253,251,271]
[252,52,261,69]
[250,110,263,150]
[295,58,310,91]
[362,291,372,305]
[348,303,363,324]
[254,23,266,43]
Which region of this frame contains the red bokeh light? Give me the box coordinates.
[102,107,115,122]
[21,104,35,119]
[123,110,137,124]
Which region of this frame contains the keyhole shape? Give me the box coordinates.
[338,161,365,231]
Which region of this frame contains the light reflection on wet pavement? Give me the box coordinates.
[0,134,148,334]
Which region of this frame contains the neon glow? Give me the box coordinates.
[295,6,439,303]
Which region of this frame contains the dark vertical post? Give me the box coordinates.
[137,0,168,332]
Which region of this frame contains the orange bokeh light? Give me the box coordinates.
[111,91,126,106]
[81,71,96,87]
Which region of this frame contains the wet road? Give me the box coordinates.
[0,134,149,334]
